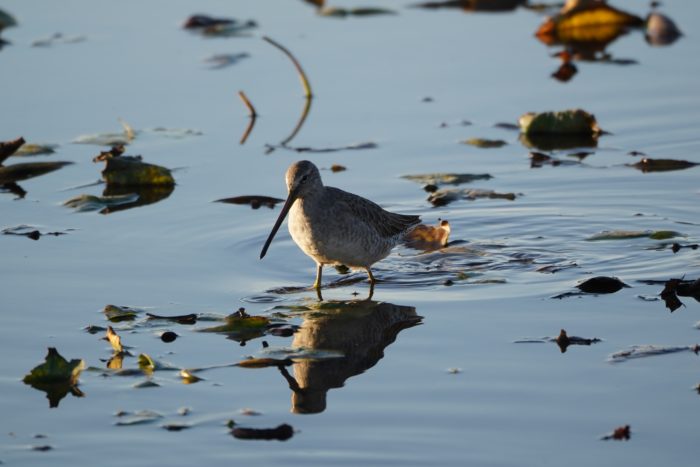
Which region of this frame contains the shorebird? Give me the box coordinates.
[260,160,420,292]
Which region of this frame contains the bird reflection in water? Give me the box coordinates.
[277,300,422,414]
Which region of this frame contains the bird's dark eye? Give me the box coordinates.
[300,175,308,184]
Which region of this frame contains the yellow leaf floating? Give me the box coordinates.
[93,145,174,186]
[106,326,124,353]
[236,358,293,369]
[536,2,643,45]
[519,109,601,136]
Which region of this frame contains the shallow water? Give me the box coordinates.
[2,0,700,465]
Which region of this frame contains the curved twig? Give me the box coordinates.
[238,91,257,145]
[262,36,313,99]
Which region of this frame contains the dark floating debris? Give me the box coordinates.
[529,151,580,168]
[2,225,69,240]
[183,14,257,37]
[515,329,602,353]
[601,425,631,441]
[671,243,699,254]
[318,7,397,17]
[412,0,526,12]
[628,157,698,173]
[146,312,198,325]
[494,122,519,131]
[553,276,629,298]
[215,195,284,209]
[402,173,492,186]
[660,278,685,312]
[23,347,85,408]
[160,331,179,343]
[231,423,294,441]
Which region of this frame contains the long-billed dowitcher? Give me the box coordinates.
[260,160,420,291]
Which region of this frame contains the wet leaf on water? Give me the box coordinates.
[586,230,682,241]
[405,220,451,251]
[231,423,294,441]
[162,423,191,431]
[23,348,85,386]
[555,329,602,353]
[319,7,397,17]
[215,195,284,209]
[601,425,631,441]
[519,109,602,136]
[114,410,163,426]
[84,324,107,334]
[106,353,124,370]
[402,173,492,186]
[412,0,525,12]
[461,138,508,148]
[95,147,174,186]
[608,344,699,363]
[138,353,157,373]
[180,369,202,384]
[660,279,684,312]
[628,157,698,173]
[330,164,346,173]
[646,12,682,46]
[236,358,294,369]
[146,312,198,325]
[198,309,270,334]
[103,304,142,322]
[535,2,643,45]
[101,184,174,214]
[23,348,85,408]
[13,143,58,156]
[0,137,26,164]
[0,161,73,184]
[106,326,124,353]
[73,132,132,146]
[671,242,699,254]
[428,188,516,206]
[133,380,160,388]
[577,276,629,294]
[63,193,140,213]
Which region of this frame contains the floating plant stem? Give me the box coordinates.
[238,91,257,145]
[262,36,313,99]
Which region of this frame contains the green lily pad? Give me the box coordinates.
[461,138,508,148]
[99,155,174,186]
[103,304,142,322]
[23,348,85,386]
[519,109,601,136]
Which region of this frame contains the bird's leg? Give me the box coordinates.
[312,263,323,290]
[365,267,376,285]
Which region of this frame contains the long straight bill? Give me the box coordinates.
[259,192,296,259]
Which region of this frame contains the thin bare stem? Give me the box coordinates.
[262,36,313,99]
[238,91,257,118]
[238,91,257,145]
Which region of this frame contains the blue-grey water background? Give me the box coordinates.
[1,0,699,465]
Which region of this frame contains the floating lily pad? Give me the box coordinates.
[0,161,73,184]
[519,109,601,136]
[103,304,142,322]
[23,348,85,408]
[96,149,174,186]
[461,138,508,148]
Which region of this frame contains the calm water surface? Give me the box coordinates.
[1,1,700,465]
